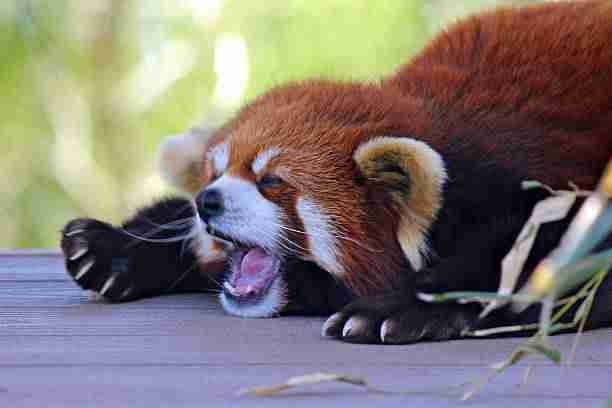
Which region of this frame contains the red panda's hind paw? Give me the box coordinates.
[321,292,480,345]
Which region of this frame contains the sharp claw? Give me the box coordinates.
[64,228,86,237]
[119,286,134,300]
[342,319,353,338]
[75,258,95,280]
[69,247,88,261]
[380,319,391,343]
[100,275,117,296]
[321,312,344,338]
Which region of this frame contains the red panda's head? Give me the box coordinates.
[158,81,447,317]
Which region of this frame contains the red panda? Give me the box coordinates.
[62,1,612,344]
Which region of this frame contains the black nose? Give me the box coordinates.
[196,188,224,222]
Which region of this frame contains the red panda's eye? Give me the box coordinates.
[257,175,284,190]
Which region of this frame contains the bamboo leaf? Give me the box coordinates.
[484,193,576,316]
[462,348,530,401]
[554,249,612,298]
[521,180,548,190]
[463,323,539,338]
[418,291,517,303]
[520,342,561,364]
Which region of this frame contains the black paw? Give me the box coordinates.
[61,218,138,302]
[321,292,479,344]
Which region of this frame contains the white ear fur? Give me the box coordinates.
[353,136,447,270]
[157,128,212,194]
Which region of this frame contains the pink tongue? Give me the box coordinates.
[229,248,277,296]
[239,248,275,282]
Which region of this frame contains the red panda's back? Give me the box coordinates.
[386,0,612,189]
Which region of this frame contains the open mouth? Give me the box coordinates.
[224,247,282,300]
[206,225,283,312]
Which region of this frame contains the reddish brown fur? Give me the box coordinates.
[199,1,612,296]
[388,0,612,187]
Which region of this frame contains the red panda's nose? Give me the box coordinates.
[196,188,224,222]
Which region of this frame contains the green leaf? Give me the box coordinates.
[521,180,547,190]
[554,249,612,297]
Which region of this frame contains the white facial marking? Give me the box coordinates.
[204,174,283,252]
[219,277,287,318]
[75,258,95,280]
[296,197,344,276]
[207,142,229,175]
[251,147,281,175]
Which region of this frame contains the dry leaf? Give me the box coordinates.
[238,372,368,397]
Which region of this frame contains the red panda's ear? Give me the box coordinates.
[353,136,447,269]
[157,128,212,195]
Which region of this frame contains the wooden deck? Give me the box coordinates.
[2,252,611,407]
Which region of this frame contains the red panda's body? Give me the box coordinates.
[391,0,612,188]
[62,1,612,344]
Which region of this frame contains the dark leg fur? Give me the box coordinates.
[324,211,612,344]
[61,197,223,302]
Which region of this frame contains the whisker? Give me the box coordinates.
[277,233,308,254]
[274,236,303,256]
[167,258,224,291]
[250,224,308,256]
[121,228,197,243]
[121,211,199,247]
[166,260,198,292]
[180,236,191,259]
[278,224,382,253]
[203,270,224,289]
[141,217,196,230]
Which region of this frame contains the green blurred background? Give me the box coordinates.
[0,0,535,249]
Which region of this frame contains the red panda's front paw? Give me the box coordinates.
[321,292,479,345]
[61,218,137,302]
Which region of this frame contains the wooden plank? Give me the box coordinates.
[2,294,611,366]
[0,254,66,281]
[0,280,213,308]
[3,253,612,407]
[2,330,611,367]
[0,365,609,408]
